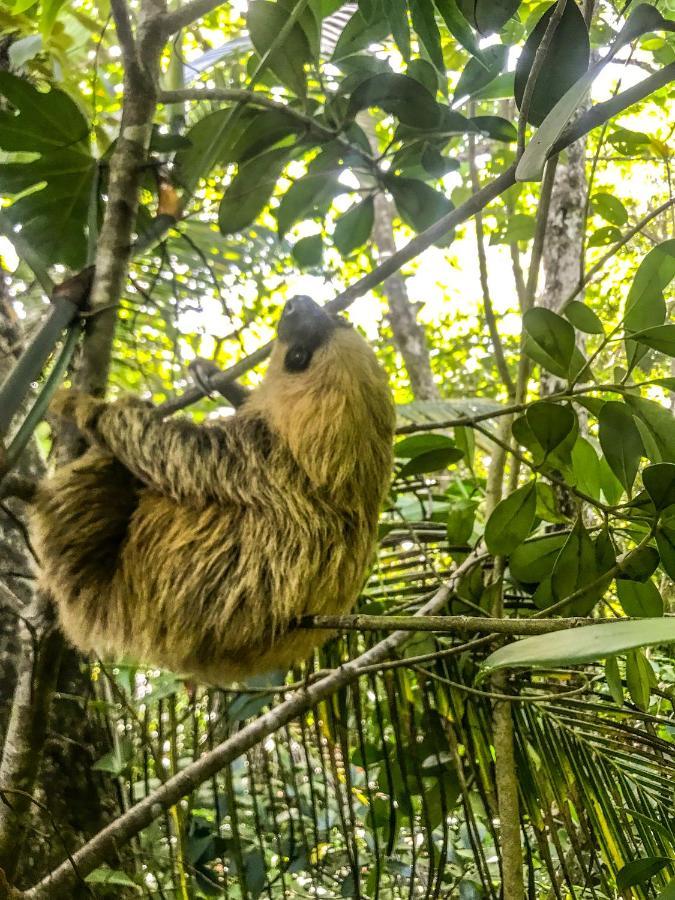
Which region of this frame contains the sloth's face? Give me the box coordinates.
[277,296,348,374]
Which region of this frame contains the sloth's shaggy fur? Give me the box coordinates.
[31,304,394,684]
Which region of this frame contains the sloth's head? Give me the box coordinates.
[245,296,394,495]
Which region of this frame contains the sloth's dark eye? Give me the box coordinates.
[284,346,312,373]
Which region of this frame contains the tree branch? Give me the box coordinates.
[297,613,610,636]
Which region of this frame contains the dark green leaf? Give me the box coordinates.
[598,401,643,493]
[658,878,675,899]
[514,1,590,126]
[632,324,675,357]
[571,437,602,500]
[0,71,89,153]
[410,0,444,71]
[617,858,672,892]
[395,433,457,458]
[510,534,566,584]
[525,401,575,455]
[398,447,464,477]
[484,618,675,670]
[248,1,311,96]
[471,115,517,142]
[642,462,675,510]
[446,499,477,544]
[218,147,290,235]
[386,0,411,60]
[608,126,650,154]
[174,108,234,195]
[276,172,343,237]
[456,0,521,34]
[454,45,508,103]
[484,480,537,556]
[535,482,567,524]
[625,394,675,464]
[434,0,486,59]
[616,579,663,617]
[522,307,575,378]
[347,73,441,127]
[333,196,374,256]
[292,234,323,267]
[563,301,604,334]
[407,58,438,94]
[618,546,659,582]
[85,867,141,891]
[656,527,675,579]
[332,7,391,59]
[591,191,628,226]
[624,240,675,366]
[550,518,607,615]
[625,649,652,710]
[387,175,454,234]
[605,655,624,706]
[587,225,622,248]
[421,145,460,176]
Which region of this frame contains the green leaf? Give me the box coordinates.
[292,234,322,268]
[642,462,675,510]
[625,394,675,464]
[386,0,411,60]
[522,307,575,379]
[605,655,624,706]
[514,1,590,127]
[550,518,607,615]
[333,197,374,256]
[631,324,675,357]
[174,107,234,195]
[0,71,89,153]
[618,546,659,582]
[218,147,290,235]
[409,0,444,71]
[490,213,535,244]
[563,301,604,335]
[248,1,311,96]
[598,401,643,493]
[434,0,487,59]
[657,878,675,899]
[347,73,441,128]
[587,225,622,248]
[591,191,628,226]
[332,7,390,59]
[276,172,343,238]
[525,401,575,455]
[484,618,675,670]
[535,482,567,525]
[484,480,537,556]
[625,649,652,711]
[446,498,477,545]
[624,240,675,366]
[509,533,566,584]
[454,45,508,103]
[387,175,454,235]
[656,527,675,579]
[471,115,517,142]
[617,858,673,892]
[616,579,663,617]
[86,867,141,891]
[395,433,456,458]
[398,447,464,477]
[571,437,602,501]
[456,0,520,34]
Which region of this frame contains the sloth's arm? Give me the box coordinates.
[50,389,257,504]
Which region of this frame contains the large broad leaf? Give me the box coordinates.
[525,401,575,455]
[218,147,290,235]
[484,480,537,556]
[522,307,575,378]
[631,324,675,357]
[617,858,673,892]
[434,0,488,60]
[347,73,441,128]
[616,579,663,618]
[624,240,675,366]
[332,7,391,59]
[385,0,411,60]
[396,433,464,476]
[509,533,566,584]
[549,518,610,615]
[276,172,344,238]
[514,1,590,127]
[642,463,675,511]
[409,0,444,71]
[333,197,374,256]
[454,44,507,103]
[386,176,454,235]
[625,395,675,464]
[598,401,644,493]
[484,618,675,670]
[247,1,311,96]
[564,301,604,335]
[0,72,94,267]
[456,0,520,34]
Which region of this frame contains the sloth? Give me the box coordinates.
[31,297,395,685]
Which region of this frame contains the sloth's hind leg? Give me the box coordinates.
[32,451,141,640]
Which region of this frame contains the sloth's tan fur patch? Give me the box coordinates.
[31,325,394,684]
